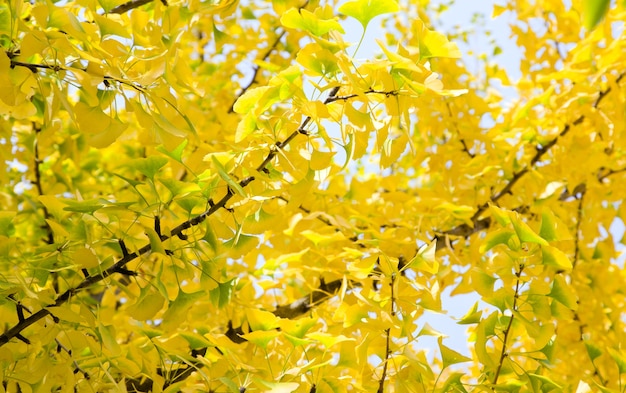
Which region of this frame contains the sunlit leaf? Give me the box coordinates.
[438,337,471,368]
[542,245,573,270]
[338,0,399,30]
[280,8,344,36]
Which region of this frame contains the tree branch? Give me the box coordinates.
[9,59,146,92]
[492,263,524,387]
[32,123,54,245]
[109,0,155,14]
[455,73,626,229]
[377,272,396,393]
[0,87,346,347]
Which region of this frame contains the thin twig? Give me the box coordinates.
[377,271,396,393]
[10,59,145,92]
[492,263,524,387]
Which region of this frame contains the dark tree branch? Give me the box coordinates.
[9,59,145,92]
[32,123,55,245]
[124,278,352,390]
[0,87,346,347]
[109,0,154,14]
[468,72,625,224]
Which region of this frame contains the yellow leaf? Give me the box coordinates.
[542,245,573,270]
[301,229,346,246]
[74,246,100,269]
[310,150,335,170]
[306,332,355,348]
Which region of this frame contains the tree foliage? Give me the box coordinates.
[1,0,626,391]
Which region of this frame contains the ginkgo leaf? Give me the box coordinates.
[247,308,279,331]
[583,0,610,30]
[438,337,471,368]
[549,275,578,310]
[126,286,166,321]
[584,340,603,361]
[418,24,462,59]
[74,246,99,269]
[233,86,273,114]
[338,0,399,30]
[307,332,355,348]
[156,139,188,163]
[161,290,205,330]
[489,204,512,226]
[209,279,235,308]
[479,229,516,253]
[608,348,626,374]
[409,240,438,273]
[254,379,299,393]
[301,230,346,246]
[241,330,280,349]
[510,213,548,245]
[128,156,168,180]
[235,111,257,143]
[539,209,573,242]
[542,245,573,270]
[211,156,246,196]
[457,301,482,325]
[280,8,344,36]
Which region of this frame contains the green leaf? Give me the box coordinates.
[608,348,626,374]
[280,8,345,36]
[156,139,188,163]
[0,211,15,236]
[247,308,279,331]
[583,0,610,30]
[409,240,438,273]
[63,199,104,214]
[338,0,399,30]
[209,279,235,308]
[128,156,168,180]
[479,229,516,253]
[457,301,482,325]
[145,227,166,255]
[241,330,280,349]
[235,111,257,143]
[539,209,573,241]
[549,275,578,309]
[510,213,548,245]
[211,156,246,196]
[161,290,205,330]
[527,374,561,389]
[440,373,468,393]
[233,86,273,114]
[438,337,471,368]
[489,204,511,226]
[584,340,603,361]
[542,245,573,270]
[179,332,212,350]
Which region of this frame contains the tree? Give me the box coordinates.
[1,0,625,391]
